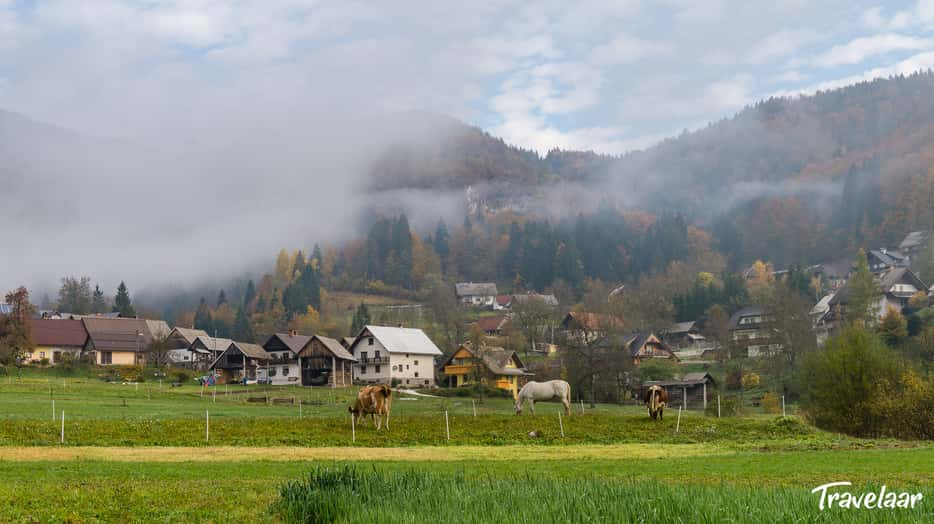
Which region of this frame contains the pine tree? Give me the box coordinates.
[232,306,255,342]
[193,297,214,333]
[434,220,450,272]
[847,249,880,326]
[91,285,107,314]
[216,289,227,308]
[350,303,371,336]
[243,280,256,312]
[112,281,136,318]
[312,244,323,269]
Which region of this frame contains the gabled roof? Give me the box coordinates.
[303,335,356,361]
[352,325,443,356]
[82,317,154,352]
[191,335,234,353]
[622,332,671,357]
[495,294,512,306]
[899,231,928,251]
[664,321,696,335]
[230,341,270,360]
[810,293,835,316]
[443,345,531,376]
[561,311,620,331]
[868,249,906,268]
[455,282,498,297]
[475,315,508,333]
[879,267,927,294]
[266,332,312,354]
[511,293,559,307]
[31,319,89,348]
[145,320,171,340]
[169,327,208,345]
[728,306,766,330]
[341,337,356,348]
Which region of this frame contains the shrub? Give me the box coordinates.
[636,359,679,381]
[760,392,781,414]
[724,365,743,391]
[800,326,902,437]
[39,357,50,366]
[705,394,742,417]
[868,370,934,440]
[741,372,760,389]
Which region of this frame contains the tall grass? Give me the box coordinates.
[273,466,931,524]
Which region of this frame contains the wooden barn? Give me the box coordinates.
[641,372,716,410]
[210,342,270,384]
[297,335,356,387]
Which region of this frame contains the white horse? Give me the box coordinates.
[515,380,571,415]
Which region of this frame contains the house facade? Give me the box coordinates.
[297,335,356,387]
[210,342,270,383]
[349,325,442,387]
[455,282,499,307]
[441,344,532,397]
[262,332,307,385]
[82,317,159,365]
[728,306,782,358]
[623,332,679,365]
[188,335,233,370]
[27,319,88,364]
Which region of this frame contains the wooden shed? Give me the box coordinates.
[297,335,356,387]
[641,372,717,410]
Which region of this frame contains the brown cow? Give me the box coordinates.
[643,385,668,420]
[348,384,392,430]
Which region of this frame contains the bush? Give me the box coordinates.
[760,392,781,414]
[636,359,679,381]
[705,394,742,417]
[39,357,50,367]
[800,326,903,437]
[868,370,934,440]
[725,365,743,391]
[741,372,760,389]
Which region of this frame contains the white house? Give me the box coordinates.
[455,282,498,308]
[261,331,307,385]
[349,325,443,387]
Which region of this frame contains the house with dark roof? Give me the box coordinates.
[165,327,209,366]
[455,282,499,308]
[82,317,160,366]
[441,343,532,397]
[622,332,678,365]
[297,335,357,387]
[828,266,929,323]
[210,341,270,383]
[27,319,89,364]
[661,321,709,349]
[728,306,781,358]
[511,293,559,307]
[187,335,233,370]
[641,372,717,410]
[262,331,308,385]
[348,325,443,387]
[899,231,929,256]
[867,249,908,274]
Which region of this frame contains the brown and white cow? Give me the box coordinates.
[643,385,668,420]
[349,384,392,430]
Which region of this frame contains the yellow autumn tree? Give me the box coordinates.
[274,249,292,286]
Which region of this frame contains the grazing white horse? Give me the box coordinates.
[515,380,571,415]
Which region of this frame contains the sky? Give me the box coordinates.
[3,0,934,298]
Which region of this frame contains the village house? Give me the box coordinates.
[559,311,621,342]
[26,319,89,364]
[349,325,443,387]
[474,314,509,336]
[210,341,270,384]
[867,248,908,274]
[441,343,532,397]
[493,294,512,310]
[82,317,169,366]
[660,321,709,350]
[622,332,679,365]
[455,282,499,307]
[728,306,782,358]
[511,293,559,308]
[187,335,234,370]
[297,335,356,387]
[828,266,929,323]
[899,231,929,257]
[262,331,306,385]
[165,327,208,366]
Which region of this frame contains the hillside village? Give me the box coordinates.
[2,230,931,409]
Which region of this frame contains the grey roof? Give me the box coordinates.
[354,325,443,356]
[511,293,559,307]
[810,293,835,316]
[191,335,234,353]
[665,321,696,335]
[869,249,906,268]
[444,345,532,376]
[170,327,208,345]
[879,267,927,295]
[622,332,670,357]
[145,320,171,339]
[309,335,356,361]
[455,282,498,297]
[899,231,928,251]
[646,372,716,387]
[269,333,312,354]
[230,341,270,359]
[82,317,155,352]
[728,306,767,330]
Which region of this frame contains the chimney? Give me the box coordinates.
[289,329,297,337]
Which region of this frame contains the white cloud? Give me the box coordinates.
[590,33,671,64]
[811,33,934,67]
[744,29,822,65]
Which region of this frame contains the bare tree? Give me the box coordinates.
[510,296,555,353]
[144,333,174,370]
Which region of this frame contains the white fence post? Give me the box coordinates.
[60,411,65,444]
[206,410,209,442]
[782,395,786,417]
[717,395,721,418]
[472,399,477,417]
[52,399,55,421]
[558,412,565,438]
[676,406,682,433]
[445,410,450,441]
[579,399,584,415]
[351,413,356,443]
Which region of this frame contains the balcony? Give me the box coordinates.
[443,364,474,375]
[355,356,390,366]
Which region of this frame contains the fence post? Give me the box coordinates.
[445,410,450,441]
[717,395,721,418]
[558,412,565,438]
[676,406,682,433]
[782,395,786,417]
[351,413,356,443]
[60,411,65,444]
[52,399,55,421]
[579,399,584,415]
[472,399,477,417]
[206,410,210,442]
[213,388,216,403]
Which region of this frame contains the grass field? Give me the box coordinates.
[0,370,930,522]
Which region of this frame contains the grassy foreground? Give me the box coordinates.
[0,447,930,522]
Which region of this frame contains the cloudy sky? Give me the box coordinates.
[2,0,934,155]
[3,0,934,298]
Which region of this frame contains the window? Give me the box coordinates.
[269,367,277,377]
[424,380,429,385]
[361,366,366,374]
[375,365,381,373]
[414,372,419,378]
[101,351,112,365]
[361,352,367,361]
[375,350,381,359]
[282,366,289,376]
[414,360,419,366]
[368,337,374,346]
[406,364,410,370]
[53,351,61,363]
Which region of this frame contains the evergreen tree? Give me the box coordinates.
[847,249,880,326]
[193,297,214,333]
[57,276,93,314]
[216,289,227,308]
[312,244,323,269]
[232,307,255,343]
[91,285,107,314]
[434,220,450,272]
[292,250,307,280]
[112,281,136,318]
[350,303,371,336]
[243,280,256,311]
